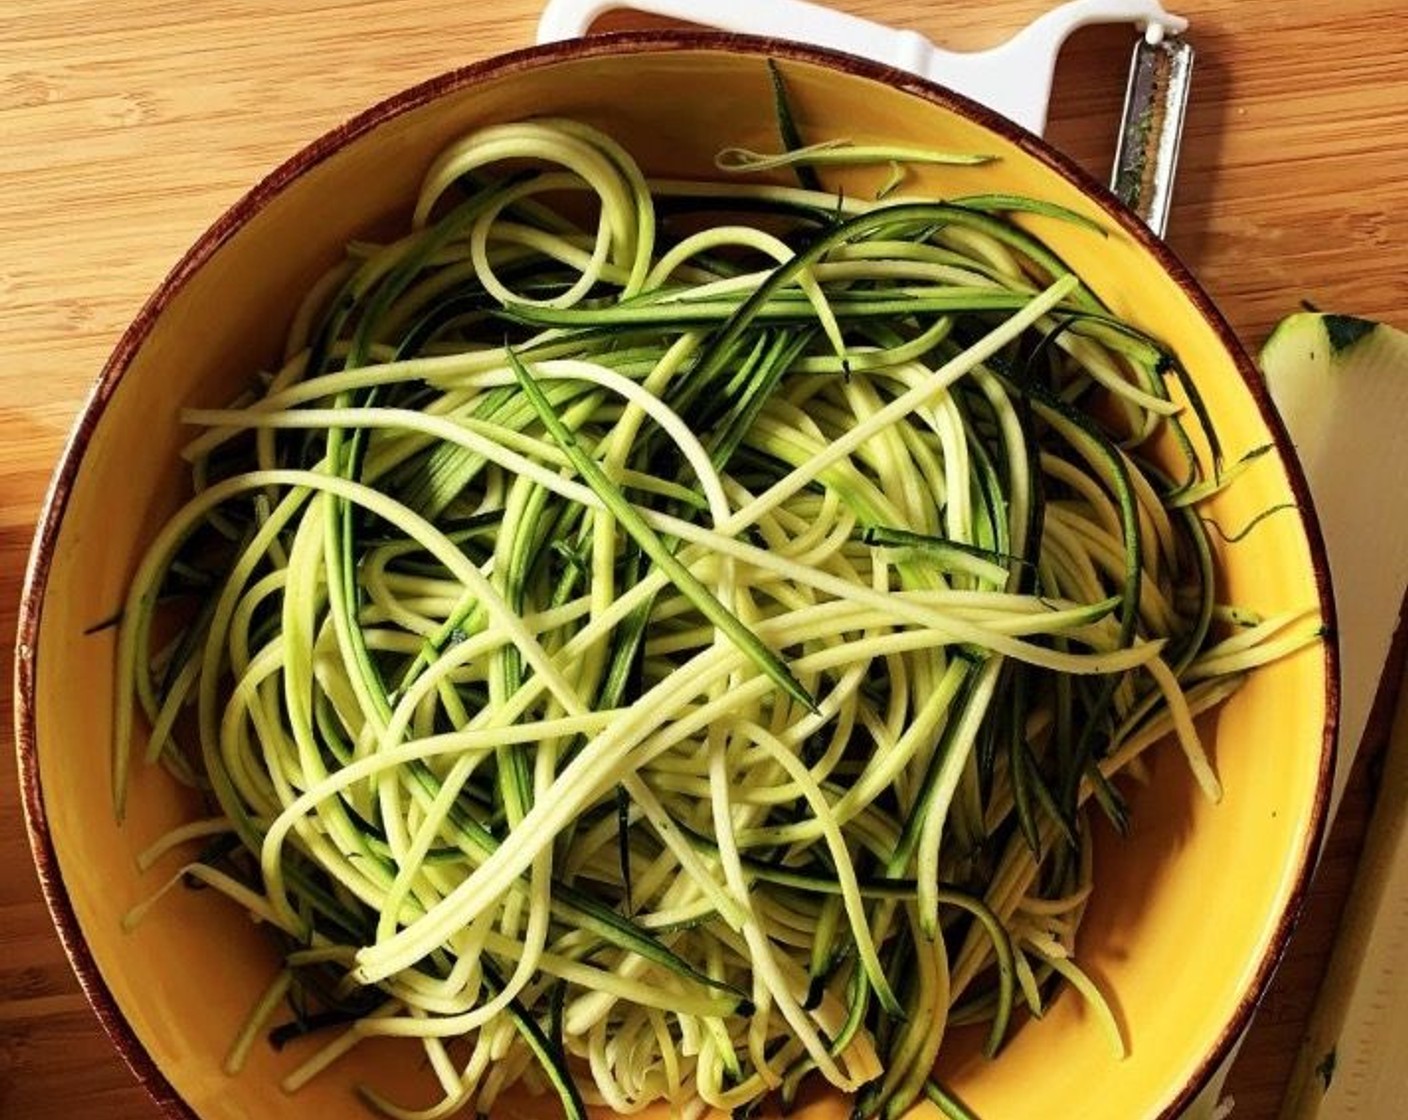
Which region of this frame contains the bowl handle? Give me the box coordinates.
[535,0,1185,137]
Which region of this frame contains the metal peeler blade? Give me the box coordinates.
[1112,27,1195,237]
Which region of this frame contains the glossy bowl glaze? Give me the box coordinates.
[15,32,1335,1120]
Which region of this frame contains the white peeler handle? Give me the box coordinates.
[536,0,1187,136]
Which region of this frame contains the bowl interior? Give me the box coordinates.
[21,37,1331,1120]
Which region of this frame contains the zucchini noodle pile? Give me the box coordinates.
[117,103,1321,1120]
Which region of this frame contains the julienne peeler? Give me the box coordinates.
[536,0,1196,238]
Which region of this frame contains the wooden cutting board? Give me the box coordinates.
[1,2,1405,1117]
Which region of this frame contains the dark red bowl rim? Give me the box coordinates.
[13,28,1338,1120]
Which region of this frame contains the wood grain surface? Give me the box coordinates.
[2,2,1405,1117]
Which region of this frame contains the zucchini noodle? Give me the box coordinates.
[116,99,1320,1120]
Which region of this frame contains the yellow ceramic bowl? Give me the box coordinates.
[16,33,1335,1120]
